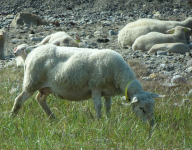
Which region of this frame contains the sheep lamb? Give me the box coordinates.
[0,29,9,59]
[118,17,192,48]
[14,44,33,67]
[132,26,191,52]
[35,31,88,48]
[10,44,163,125]
[148,43,192,55]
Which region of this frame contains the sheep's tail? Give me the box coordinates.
[16,56,25,67]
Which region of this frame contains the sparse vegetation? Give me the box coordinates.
[0,63,191,149]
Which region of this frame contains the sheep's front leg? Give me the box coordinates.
[92,89,102,119]
[10,90,34,118]
[104,96,111,118]
[36,88,55,119]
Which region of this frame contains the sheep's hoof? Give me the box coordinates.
[48,113,56,120]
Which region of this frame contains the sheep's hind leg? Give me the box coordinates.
[92,89,102,119]
[10,90,34,118]
[36,88,55,119]
[104,96,111,118]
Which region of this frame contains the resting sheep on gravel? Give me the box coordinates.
[118,17,192,47]
[35,31,88,48]
[10,44,163,125]
[148,43,192,55]
[132,26,191,51]
[14,44,32,67]
[0,29,9,59]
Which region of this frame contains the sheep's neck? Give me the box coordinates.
[21,55,27,61]
[174,30,185,40]
[124,79,143,100]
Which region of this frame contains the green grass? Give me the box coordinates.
[0,66,191,150]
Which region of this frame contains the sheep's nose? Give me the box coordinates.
[14,53,17,56]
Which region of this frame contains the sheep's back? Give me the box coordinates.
[24,45,134,90]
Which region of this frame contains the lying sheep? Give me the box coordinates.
[132,26,191,52]
[148,43,192,55]
[14,44,32,67]
[10,44,163,125]
[35,31,88,48]
[118,17,192,47]
[0,29,9,59]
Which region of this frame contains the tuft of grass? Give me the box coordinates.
[0,66,191,149]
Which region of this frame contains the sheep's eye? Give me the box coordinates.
[139,107,146,114]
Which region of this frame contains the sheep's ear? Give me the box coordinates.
[184,27,191,32]
[14,47,17,52]
[24,49,31,55]
[131,97,139,104]
[166,29,174,34]
[150,93,165,98]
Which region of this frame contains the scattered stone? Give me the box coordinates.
[157,51,168,56]
[108,30,117,35]
[171,75,186,85]
[97,38,110,43]
[94,31,103,36]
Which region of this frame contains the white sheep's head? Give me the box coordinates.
[130,92,164,126]
[166,26,191,34]
[14,44,32,58]
[14,44,32,67]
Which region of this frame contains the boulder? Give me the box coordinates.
[10,12,49,27]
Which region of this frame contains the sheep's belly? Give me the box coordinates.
[54,89,92,101]
[49,87,116,101]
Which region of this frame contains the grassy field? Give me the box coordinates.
[0,62,191,150]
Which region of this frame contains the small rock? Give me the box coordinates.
[185,66,192,72]
[157,51,167,56]
[11,39,24,43]
[186,59,192,67]
[171,75,186,85]
[30,37,44,41]
[94,31,103,36]
[97,38,110,43]
[108,30,117,35]
[141,77,152,81]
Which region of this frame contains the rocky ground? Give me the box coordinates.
[1,0,192,87]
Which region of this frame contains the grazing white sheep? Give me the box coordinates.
[0,29,9,59]
[148,43,192,54]
[13,44,32,67]
[10,44,163,125]
[118,17,192,47]
[35,31,88,48]
[132,26,191,51]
